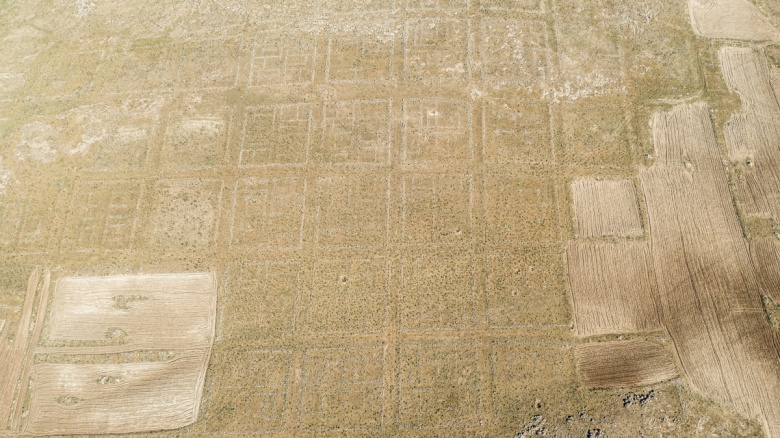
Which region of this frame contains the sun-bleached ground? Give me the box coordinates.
[1,0,780,436]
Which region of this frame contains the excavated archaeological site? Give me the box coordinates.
[2,0,780,436]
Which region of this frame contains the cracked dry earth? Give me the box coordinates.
[1,0,780,437]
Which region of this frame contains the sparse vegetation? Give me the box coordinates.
[0,0,779,436]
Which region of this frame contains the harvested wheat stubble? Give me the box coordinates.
[9,270,50,432]
[567,241,660,337]
[688,0,780,41]
[571,178,643,238]
[24,272,217,436]
[25,350,208,435]
[569,102,780,437]
[575,340,679,388]
[721,47,780,221]
[751,238,780,302]
[0,268,41,430]
[47,273,217,350]
[641,102,780,437]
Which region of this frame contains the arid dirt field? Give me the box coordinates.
[1,0,780,436]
